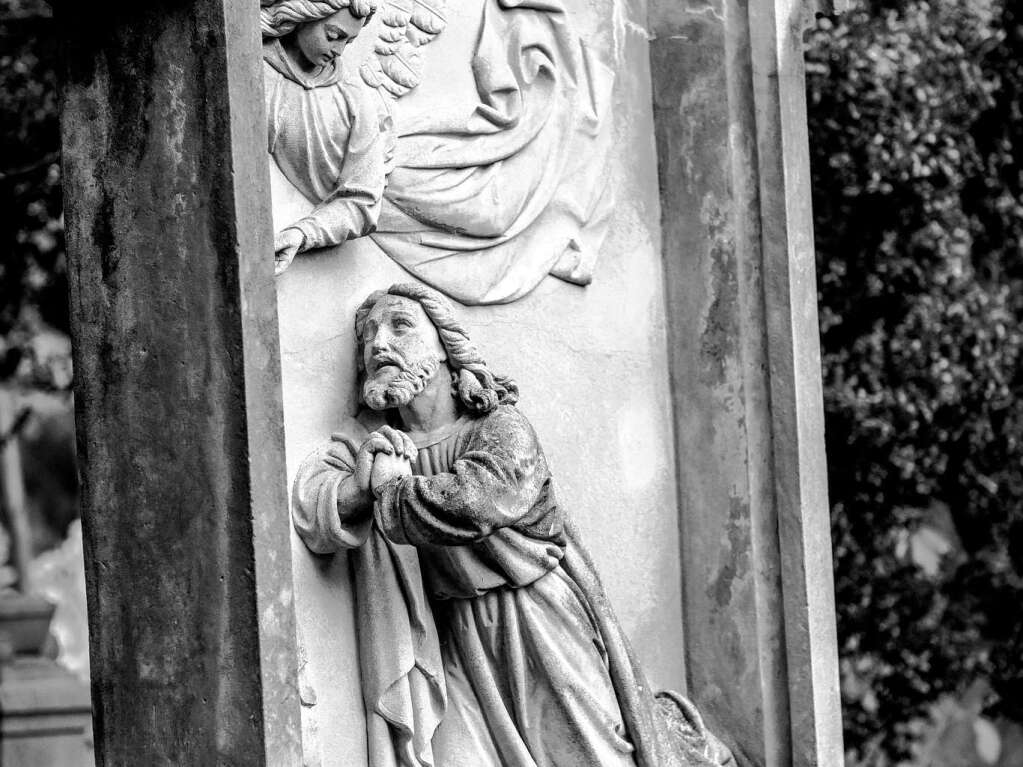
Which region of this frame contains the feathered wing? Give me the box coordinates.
[360,0,448,99]
[399,0,447,45]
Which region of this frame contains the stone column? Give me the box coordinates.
[55,2,300,764]
[649,0,843,764]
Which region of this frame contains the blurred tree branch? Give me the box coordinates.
[0,10,51,21]
[0,151,58,182]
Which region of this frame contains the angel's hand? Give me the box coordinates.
[274,228,305,275]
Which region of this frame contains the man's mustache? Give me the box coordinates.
[370,350,408,371]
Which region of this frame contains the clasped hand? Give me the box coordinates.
[353,425,416,498]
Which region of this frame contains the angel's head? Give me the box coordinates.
[261,0,377,70]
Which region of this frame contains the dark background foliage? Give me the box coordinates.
[1,0,76,557]
[807,0,1023,761]
[3,0,1023,762]
[0,0,65,387]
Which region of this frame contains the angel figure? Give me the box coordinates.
[261,0,445,274]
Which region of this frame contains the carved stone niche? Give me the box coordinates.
[267,0,841,764]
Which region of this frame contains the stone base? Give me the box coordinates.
[0,657,93,767]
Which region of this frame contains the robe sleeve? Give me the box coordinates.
[291,81,389,251]
[374,407,548,547]
[292,432,373,553]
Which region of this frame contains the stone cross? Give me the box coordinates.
[54,0,842,765]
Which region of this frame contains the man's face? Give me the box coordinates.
[295,8,365,69]
[360,296,446,410]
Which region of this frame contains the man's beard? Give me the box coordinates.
[362,355,440,410]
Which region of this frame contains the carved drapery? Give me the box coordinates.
[371,0,616,304]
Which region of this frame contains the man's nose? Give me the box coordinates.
[370,332,390,353]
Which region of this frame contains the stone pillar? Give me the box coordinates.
[55,2,300,764]
[650,0,843,764]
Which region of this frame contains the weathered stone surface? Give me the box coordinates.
[749,0,844,761]
[650,0,843,763]
[56,1,300,763]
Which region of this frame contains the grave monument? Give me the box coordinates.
[54,0,843,764]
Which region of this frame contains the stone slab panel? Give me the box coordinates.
[272,1,687,763]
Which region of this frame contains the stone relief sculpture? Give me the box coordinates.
[261,0,447,274]
[266,0,616,304]
[292,283,736,766]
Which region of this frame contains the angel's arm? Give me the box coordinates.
[284,0,447,254]
[287,86,389,253]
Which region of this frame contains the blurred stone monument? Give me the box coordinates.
[53,0,843,764]
[0,390,92,766]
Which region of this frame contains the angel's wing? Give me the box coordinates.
[399,0,447,46]
[359,0,447,99]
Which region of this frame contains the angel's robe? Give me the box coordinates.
[371,0,616,304]
[263,39,389,251]
[293,405,735,767]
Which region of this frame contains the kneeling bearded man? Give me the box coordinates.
[293,283,735,767]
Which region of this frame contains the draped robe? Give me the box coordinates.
[263,39,389,251]
[293,405,734,767]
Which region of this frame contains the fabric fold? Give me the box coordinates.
[292,425,446,767]
[371,0,616,304]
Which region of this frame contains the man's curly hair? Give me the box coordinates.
[355,283,519,415]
